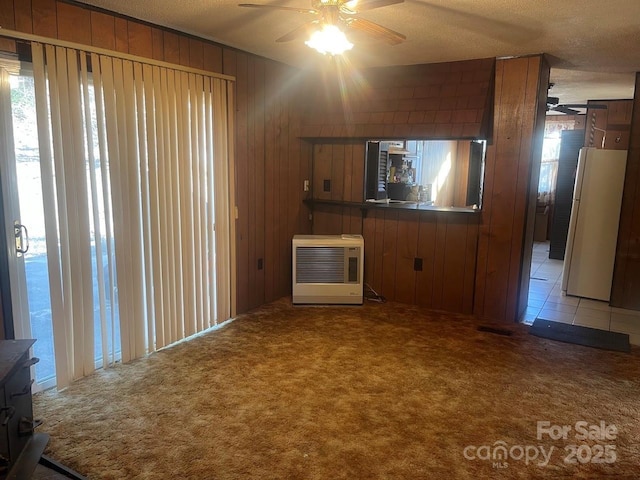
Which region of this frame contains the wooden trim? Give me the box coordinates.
[0,27,235,80]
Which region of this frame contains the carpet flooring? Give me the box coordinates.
[33,298,640,479]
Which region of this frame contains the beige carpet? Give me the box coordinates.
[34,298,640,479]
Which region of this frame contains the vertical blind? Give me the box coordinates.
[30,42,236,389]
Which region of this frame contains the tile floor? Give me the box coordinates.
[524,241,640,346]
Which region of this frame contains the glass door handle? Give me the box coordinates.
[14,221,29,256]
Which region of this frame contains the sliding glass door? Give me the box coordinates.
[1,66,120,390]
[1,67,56,390]
[1,36,235,390]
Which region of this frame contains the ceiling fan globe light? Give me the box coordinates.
[305,24,354,55]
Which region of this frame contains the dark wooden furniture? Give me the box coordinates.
[0,340,86,480]
[0,339,45,478]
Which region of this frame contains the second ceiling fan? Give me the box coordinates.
[238,0,407,48]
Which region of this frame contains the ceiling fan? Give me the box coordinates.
[238,0,407,47]
[546,96,607,115]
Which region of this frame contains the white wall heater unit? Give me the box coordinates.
[292,234,364,305]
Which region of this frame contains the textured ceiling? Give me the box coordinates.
[74,0,640,106]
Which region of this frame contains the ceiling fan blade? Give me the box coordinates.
[238,3,317,15]
[276,21,318,42]
[553,106,580,115]
[340,0,404,14]
[346,17,406,45]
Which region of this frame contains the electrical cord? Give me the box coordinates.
[364,283,386,303]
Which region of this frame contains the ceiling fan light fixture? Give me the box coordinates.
[305,24,354,55]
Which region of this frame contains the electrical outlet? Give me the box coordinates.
[414,258,423,271]
[303,179,310,192]
[257,258,263,270]
[323,179,331,192]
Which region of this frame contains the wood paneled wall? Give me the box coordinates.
[312,142,365,203]
[299,58,495,140]
[224,52,312,313]
[311,56,549,322]
[365,210,478,313]
[611,73,640,310]
[0,0,312,321]
[474,56,549,323]
[584,99,634,150]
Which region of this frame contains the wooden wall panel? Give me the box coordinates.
[314,204,479,313]
[372,210,386,294]
[381,210,399,297]
[113,17,128,53]
[300,58,495,140]
[0,0,15,28]
[162,31,180,64]
[273,64,286,300]
[330,144,345,201]
[14,0,33,34]
[351,144,365,201]
[312,206,344,235]
[151,27,164,61]
[244,56,257,311]
[278,63,292,300]
[341,207,362,235]
[0,0,314,320]
[343,144,354,202]
[611,73,640,310]
[0,0,17,52]
[313,144,332,201]
[233,51,249,314]
[516,58,549,320]
[127,22,153,59]
[56,2,90,45]
[252,58,266,309]
[463,219,479,313]
[394,211,419,304]
[431,214,448,310]
[415,212,438,309]
[188,39,204,70]
[479,59,526,321]
[361,209,376,291]
[474,56,548,323]
[262,61,278,303]
[32,0,57,37]
[203,42,222,74]
[178,36,190,67]
[312,141,366,203]
[441,215,469,311]
[90,11,116,51]
[308,56,546,320]
[584,100,634,150]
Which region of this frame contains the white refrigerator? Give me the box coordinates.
[561,147,627,301]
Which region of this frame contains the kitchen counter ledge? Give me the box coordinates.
[303,198,481,214]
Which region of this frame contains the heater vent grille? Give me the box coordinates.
[296,247,344,283]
